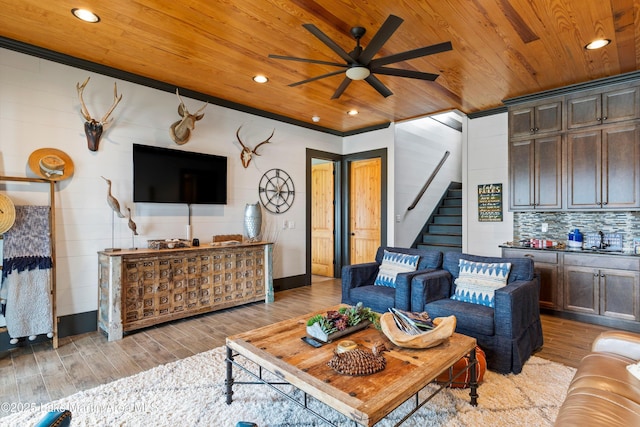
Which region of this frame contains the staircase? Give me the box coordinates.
[413,182,462,253]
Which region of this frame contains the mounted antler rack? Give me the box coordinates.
[0,175,58,349]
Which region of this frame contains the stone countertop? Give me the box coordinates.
[499,244,639,257]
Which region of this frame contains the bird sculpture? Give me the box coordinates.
[101,176,124,217]
[327,342,388,376]
[126,207,138,235]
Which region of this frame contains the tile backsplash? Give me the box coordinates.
[513,211,640,251]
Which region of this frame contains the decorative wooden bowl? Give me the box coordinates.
[380,313,457,349]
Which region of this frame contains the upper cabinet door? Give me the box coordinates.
[509,99,563,139]
[567,84,639,129]
[508,135,562,211]
[566,123,640,210]
[602,124,640,209]
[566,129,602,209]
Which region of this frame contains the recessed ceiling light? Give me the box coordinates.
[253,75,268,83]
[585,39,611,50]
[311,116,320,122]
[71,8,100,23]
[347,110,359,116]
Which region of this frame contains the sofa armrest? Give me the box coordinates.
[592,330,640,361]
[494,277,540,338]
[393,268,437,311]
[341,262,379,303]
[410,270,452,312]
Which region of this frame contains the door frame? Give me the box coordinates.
[306,149,342,282]
[342,149,388,268]
[305,148,387,283]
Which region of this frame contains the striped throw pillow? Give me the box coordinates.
[451,259,512,307]
[373,250,420,288]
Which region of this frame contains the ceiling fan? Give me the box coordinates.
[268,15,452,99]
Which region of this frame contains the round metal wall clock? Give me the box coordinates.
[259,168,295,213]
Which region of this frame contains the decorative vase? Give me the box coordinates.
[244,202,262,241]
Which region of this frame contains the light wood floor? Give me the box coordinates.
[0,276,610,419]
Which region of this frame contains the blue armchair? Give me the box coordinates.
[411,252,543,374]
[341,246,443,313]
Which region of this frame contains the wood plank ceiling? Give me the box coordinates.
[0,0,638,134]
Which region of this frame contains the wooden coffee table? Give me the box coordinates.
[225,305,478,426]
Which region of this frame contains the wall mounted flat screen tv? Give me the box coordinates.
[133,144,227,204]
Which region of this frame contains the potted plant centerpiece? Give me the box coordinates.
[306,303,379,343]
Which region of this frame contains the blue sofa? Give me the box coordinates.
[341,246,443,313]
[411,252,543,374]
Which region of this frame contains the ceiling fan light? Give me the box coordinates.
[253,75,268,83]
[346,66,370,81]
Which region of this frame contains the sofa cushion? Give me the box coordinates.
[374,250,420,288]
[554,387,640,427]
[568,352,640,405]
[425,298,495,336]
[349,285,395,313]
[450,260,511,307]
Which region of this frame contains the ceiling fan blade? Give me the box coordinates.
[302,23,355,64]
[369,41,453,67]
[365,74,393,98]
[372,67,439,81]
[268,54,347,68]
[289,69,346,87]
[331,77,352,99]
[359,15,404,65]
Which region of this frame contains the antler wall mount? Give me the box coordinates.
[235,125,275,168]
[76,77,123,151]
[169,89,208,145]
[269,14,452,99]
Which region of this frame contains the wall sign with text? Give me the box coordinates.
[478,183,503,222]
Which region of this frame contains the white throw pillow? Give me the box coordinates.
[451,259,512,308]
[373,250,420,288]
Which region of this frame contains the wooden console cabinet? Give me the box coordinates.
[98,243,273,341]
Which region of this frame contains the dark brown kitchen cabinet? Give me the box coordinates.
[509,135,562,210]
[563,254,639,322]
[509,98,563,139]
[566,84,640,129]
[566,123,640,209]
[502,248,559,309]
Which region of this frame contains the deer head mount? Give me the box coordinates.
[236,126,275,168]
[169,89,208,145]
[76,77,123,152]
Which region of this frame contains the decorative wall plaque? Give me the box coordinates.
[478,183,502,222]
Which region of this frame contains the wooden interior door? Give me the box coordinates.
[349,158,381,264]
[311,161,334,276]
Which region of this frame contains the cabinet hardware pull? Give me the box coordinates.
[534,127,539,131]
[603,116,607,121]
[530,128,535,133]
[597,117,602,121]
[593,273,599,277]
[524,254,534,258]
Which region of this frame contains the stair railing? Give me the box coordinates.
[407,151,450,211]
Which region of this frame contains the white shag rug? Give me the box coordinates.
[0,347,575,427]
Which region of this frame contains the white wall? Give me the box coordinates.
[463,113,513,255]
[0,48,342,317]
[393,117,463,247]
